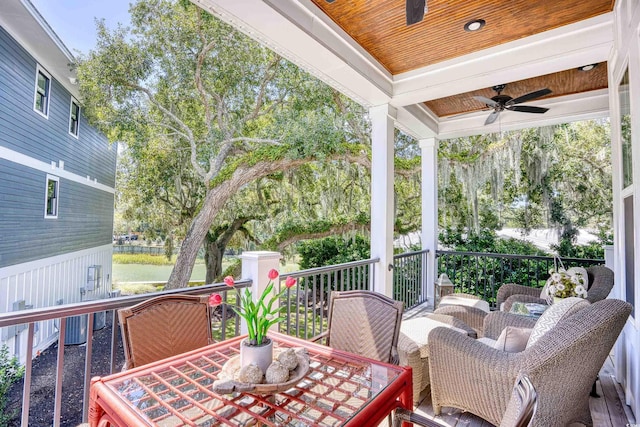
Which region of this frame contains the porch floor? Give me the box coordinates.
[398,303,636,426]
[399,357,634,426]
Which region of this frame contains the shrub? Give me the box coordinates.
[0,344,24,425]
[298,235,370,270]
[114,283,162,295]
[112,253,175,265]
[297,235,371,303]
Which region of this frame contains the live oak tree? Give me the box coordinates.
[77,0,370,288]
[437,120,612,238]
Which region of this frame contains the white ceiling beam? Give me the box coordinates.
[395,105,438,140]
[436,89,609,140]
[391,13,614,106]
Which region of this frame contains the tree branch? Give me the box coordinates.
[275,222,371,251]
[242,57,283,123]
[126,81,207,179]
[167,149,371,288]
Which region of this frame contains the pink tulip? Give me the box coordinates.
[209,293,222,306]
[285,276,296,288]
[268,269,279,280]
[223,276,235,287]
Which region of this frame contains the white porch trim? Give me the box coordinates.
[420,138,438,306]
[369,104,395,297]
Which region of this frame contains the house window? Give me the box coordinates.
[45,175,59,218]
[69,98,80,137]
[34,66,51,118]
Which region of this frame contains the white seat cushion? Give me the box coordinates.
[400,317,468,358]
[477,337,496,347]
[440,294,490,313]
[477,327,532,353]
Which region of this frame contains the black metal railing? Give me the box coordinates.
[436,250,605,308]
[279,258,379,340]
[393,249,429,310]
[0,250,607,425]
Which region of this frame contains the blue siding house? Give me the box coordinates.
[0,0,117,357]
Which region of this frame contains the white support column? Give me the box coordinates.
[369,104,396,297]
[240,251,282,334]
[420,138,438,307]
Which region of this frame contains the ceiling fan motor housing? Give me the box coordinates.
[490,95,512,110]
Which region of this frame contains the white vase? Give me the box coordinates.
[553,296,564,304]
[240,338,273,373]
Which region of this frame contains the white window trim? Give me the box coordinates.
[69,97,80,139]
[33,64,51,119]
[44,174,59,219]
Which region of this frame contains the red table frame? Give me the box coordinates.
[89,331,412,426]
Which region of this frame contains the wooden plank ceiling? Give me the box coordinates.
[427,62,608,117]
[311,0,613,75]
[311,0,613,118]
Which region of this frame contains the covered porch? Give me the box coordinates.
[188,0,640,420]
[0,0,638,425]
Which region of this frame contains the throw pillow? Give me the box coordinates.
[526,297,590,348]
[494,327,532,352]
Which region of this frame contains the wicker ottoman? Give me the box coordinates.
[434,293,491,337]
[397,313,476,405]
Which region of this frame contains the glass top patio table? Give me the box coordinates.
[89,331,412,426]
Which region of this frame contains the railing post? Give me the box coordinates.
[240,251,282,335]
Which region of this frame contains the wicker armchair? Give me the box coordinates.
[498,265,614,312]
[118,294,213,370]
[393,374,537,427]
[433,303,488,337]
[311,290,403,364]
[428,298,631,427]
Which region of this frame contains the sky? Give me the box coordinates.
[29,0,132,55]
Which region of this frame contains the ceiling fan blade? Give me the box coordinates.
[507,105,549,114]
[406,0,426,25]
[485,110,500,125]
[473,95,499,108]
[507,88,552,106]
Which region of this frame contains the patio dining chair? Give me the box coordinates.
[312,290,404,364]
[118,294,213,370]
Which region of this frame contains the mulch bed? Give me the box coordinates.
[6,313,125,427]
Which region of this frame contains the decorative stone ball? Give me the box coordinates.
[294,347,310,366]
[277,348,299,370]
[236,363,264,384]
[265,361,290,384]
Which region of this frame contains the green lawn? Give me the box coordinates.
[111,254,299,285]
[112,263,208,283]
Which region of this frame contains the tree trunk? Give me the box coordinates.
[166,159,304,289]
[204,234,224,284]
[165,154,369,289]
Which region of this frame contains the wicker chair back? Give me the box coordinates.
[325,290,403,364]
[118,294,213,370]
